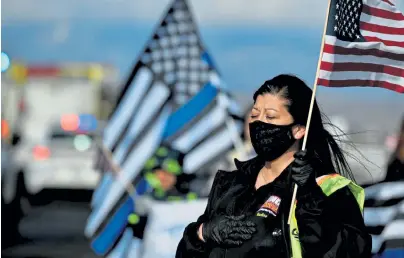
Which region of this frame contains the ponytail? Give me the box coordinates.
[323,129,355,181]
[307,124,355,182]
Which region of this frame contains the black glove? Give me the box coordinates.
[291,150,317,190]
[202,214,256,246]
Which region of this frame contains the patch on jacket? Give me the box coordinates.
[256,195,281,217]
[292,228,299,240]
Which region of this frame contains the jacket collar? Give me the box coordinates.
[234,156,263,170]
[233,156,265,186]
[233,156,291,189]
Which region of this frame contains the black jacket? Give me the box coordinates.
[176,157,372,258]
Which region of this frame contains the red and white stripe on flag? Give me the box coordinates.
[318,0,404,93]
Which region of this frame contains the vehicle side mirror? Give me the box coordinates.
[11,134,21,146]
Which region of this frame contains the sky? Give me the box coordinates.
[2,0,402,184]
[2,0,404,109]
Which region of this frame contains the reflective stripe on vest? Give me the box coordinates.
[289,174,365,258]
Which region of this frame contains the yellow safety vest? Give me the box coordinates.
[289,174,365,258]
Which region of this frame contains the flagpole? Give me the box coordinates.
[287,0,332,225]
[99,144,139,202]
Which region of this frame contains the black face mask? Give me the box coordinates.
[249,120,296,161]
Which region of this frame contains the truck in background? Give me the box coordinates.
[1,62,118,246]
[2,63,117,140]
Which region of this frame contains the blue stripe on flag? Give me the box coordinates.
[92,175,150,210]
[379,248,404,258]
[91,197,134,256]
[163,83,218,139]
[136,178,150,195]
[89,178,150,255]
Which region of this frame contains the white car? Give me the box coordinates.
[2,123,102,215]
[25,125,101,195]
[2,118,104,246]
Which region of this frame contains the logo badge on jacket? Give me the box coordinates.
[256,195,281,218]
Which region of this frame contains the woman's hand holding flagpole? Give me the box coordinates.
[287,0,332,225]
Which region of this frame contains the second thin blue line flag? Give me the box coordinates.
[85,0,244,256]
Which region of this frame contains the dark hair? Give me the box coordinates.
[253,74,355,180]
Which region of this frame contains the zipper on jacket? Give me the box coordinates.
[281,211,292,258]
[282,172,293,258]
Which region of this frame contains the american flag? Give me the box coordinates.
[85,0,244,256]
[318,0,404,93]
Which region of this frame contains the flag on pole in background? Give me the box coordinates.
[318,0,404,93]
[364,181,404,256]
[89,0,239,208]
[85,0,244,256]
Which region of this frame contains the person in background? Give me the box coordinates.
[144,146,197,201]
[176,74,371,258]
[129,146,198,240]
[384,117,404,182]
[363,117,404,257]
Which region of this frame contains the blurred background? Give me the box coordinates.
[1,0,404,257]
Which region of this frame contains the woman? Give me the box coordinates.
[176,74,372,258]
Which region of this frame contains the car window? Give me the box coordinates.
[50,130,94,140]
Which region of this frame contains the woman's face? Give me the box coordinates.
[250,94,294,126]
[249,93,306,148]
[155,169,177,191]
